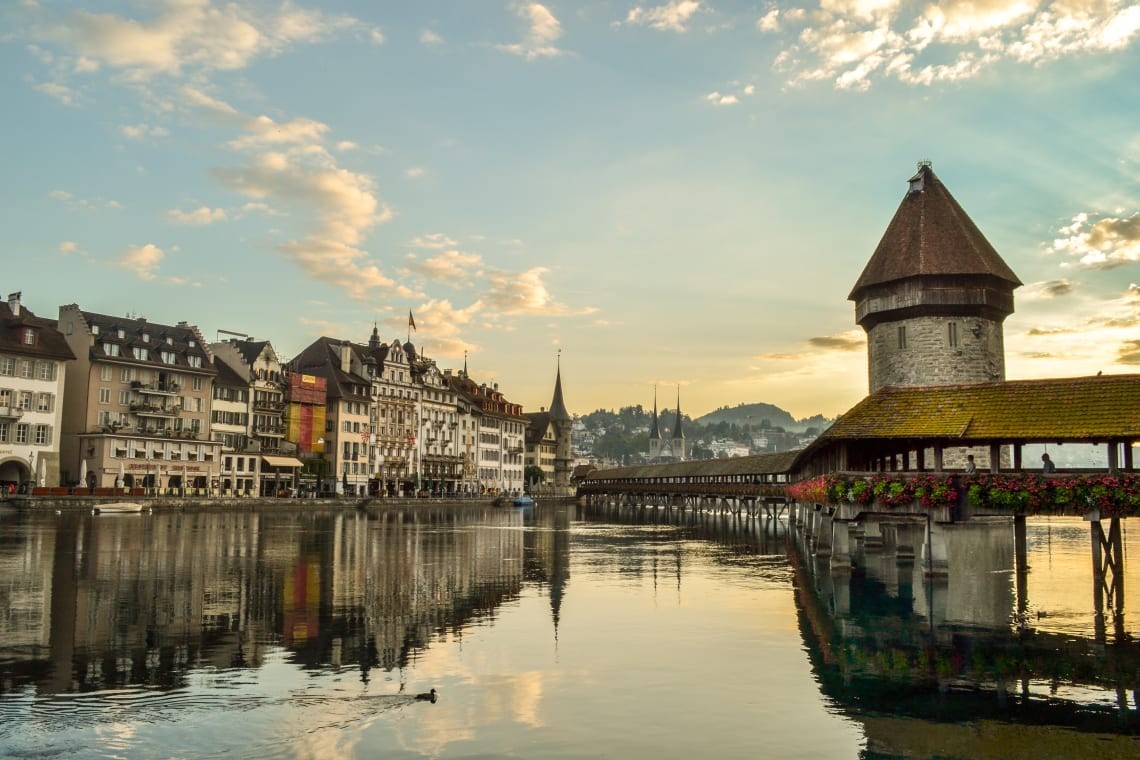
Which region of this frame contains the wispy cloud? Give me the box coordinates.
[404,250,484,288]
[166,206,227,225]
[762,0,1140,90]
[49,189,121,209]
[116,243,164,281]
[1051,210,1140,269]
[1021,278,1075,299]
[625,1,704,32]
[420,29,443,44]
[121,122,168,140]
[496,2,567,59]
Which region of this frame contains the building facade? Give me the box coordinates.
[0,292,74,490]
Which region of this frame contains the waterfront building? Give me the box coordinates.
[211,339,300,495]
[411,355,462,494]
[849,161,1022,393]
[289,338,373,496]
[523,410,557,486]
[284,372,327,493]
[445,367,481,495]
[447,367,526,494]
[360,328,418,496]
[57,306,221,492]
[209,356,256,495]
[0,292,74,490]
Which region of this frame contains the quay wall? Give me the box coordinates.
[3,495,579,513]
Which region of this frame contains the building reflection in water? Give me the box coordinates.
[0,506,571,696]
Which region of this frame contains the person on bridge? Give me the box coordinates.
[1041,453,1056,473]
[964,455,976,474]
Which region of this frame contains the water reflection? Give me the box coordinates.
[0,506,569,697]
[2,504,1140,758]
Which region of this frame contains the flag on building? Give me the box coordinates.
[360,430,370,444]
[408,310,416,331]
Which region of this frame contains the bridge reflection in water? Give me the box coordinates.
[585,498,1140,756]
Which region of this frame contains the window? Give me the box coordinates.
[948,322,959,348]
[193,377,202,391]
[119,390,130,405]
[99,388,111,404]
[188,356,202,368]
[0,357,13,376]
[36,393,52,412]
[0,389,9,406]
[160,350,176,364]
[135,347,150,361]
[15,423,29,444]
[143,333,150,343]
[38,362,55,381]
[897,325,907,350]
[19,360,33,378]
[0,423,7,442]
[100,366,113,381]
[103,343,121,357]
[117,328,125,339]
[121,367,136,382]
[18,392,32,410]
[23,328,36,345]
[34,424,50,445]
[189,419,200,434]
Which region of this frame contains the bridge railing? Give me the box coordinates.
[576,481,787,499]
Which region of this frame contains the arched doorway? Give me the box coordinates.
[0,456,33,494]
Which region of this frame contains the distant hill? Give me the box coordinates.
[695,403,831,433]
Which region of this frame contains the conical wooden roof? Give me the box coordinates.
[849,164,1021,301]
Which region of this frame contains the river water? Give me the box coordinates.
[1,503,1138,758]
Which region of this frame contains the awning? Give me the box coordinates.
[262,455,304,468]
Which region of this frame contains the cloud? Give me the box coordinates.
[335,140,358,152]
[166,206,227,225]
[477,266,594,316]
[179,85,240,117]
[120,123,169,140]
[496,2,567,59]
[404,299,481,356]
[32,80,78,105]
[1026,326,1076,336]
[49,189,121,209]
[420,29,444,44]
[227,114,330,150]
[1118,340,1140,364]
[705,91,739,105]
[404,250,484,287]
[40,1,363,79]
[765,0,1140,89]
[405,166,426,178]
[626,1,704,32]
[1051,210,1140,269]
[409,233,458,249]
[116,243,164,280]
[807,332,865,351]
[59,240,81,254]
[1020,278,1075,299]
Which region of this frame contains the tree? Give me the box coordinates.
[524,465,546,485]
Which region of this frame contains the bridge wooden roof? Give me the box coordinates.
[814,374,1140,443]
[583,450,801,481]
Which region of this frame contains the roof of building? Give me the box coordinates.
[524,411,552,445]
[289,336,371,402]
[211,356,249,388]
[548,363,571,422]
[583,450,802,481]
[849,163,1022,300]
[0,297,75,362]
[71,308,214,373]
[813,374,1140,443]
[231,339,271,367]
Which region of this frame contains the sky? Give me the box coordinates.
[2,0,1138,421]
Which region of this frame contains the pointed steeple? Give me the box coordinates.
[672,387,684,440]
[849,161,1021,304]
[549,351,571,423]
[463,350,468,378]
[649,385,661,440]
[368,322,381,349]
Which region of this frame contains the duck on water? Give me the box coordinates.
[416,688,437,703]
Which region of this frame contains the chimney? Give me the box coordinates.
[339,342,353,373]
[7,292,21,317]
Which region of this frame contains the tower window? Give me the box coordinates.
[948,322,959,348]
[897,325,907,349]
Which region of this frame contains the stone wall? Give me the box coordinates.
[867,315,1006,393]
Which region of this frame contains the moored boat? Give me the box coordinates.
[93,502,148,514]
[512,496,534,507]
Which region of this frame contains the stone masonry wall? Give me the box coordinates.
[867,315,1006,393]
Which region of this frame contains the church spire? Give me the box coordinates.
[549,350,571,422]
[672,387,684,439]
[649,386,661,440]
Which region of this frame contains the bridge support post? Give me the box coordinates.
[1014,515,1029,627]
[1087,510,1125,643]
[831,518,852,574]
[815,508,834,558]
[861,518,883,551]
[922,520,950,577]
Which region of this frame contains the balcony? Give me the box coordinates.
[253,399,285,412]
[130,402,181,418]
[253,423,286,437]
[0,405,24,420]
[131,380,180,395]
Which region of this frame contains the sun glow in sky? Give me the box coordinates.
[2,0,1138,419]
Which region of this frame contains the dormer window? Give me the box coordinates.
[91,325,100,335]
[166,336,173,345]
[103,342,121,357]
[187,355,202,368]
[135,347,150,361]
[22,328,36,345]
[143,333,150,343]
[160,350,176,364]
[188,339,196,347]
[117,328,125,339]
